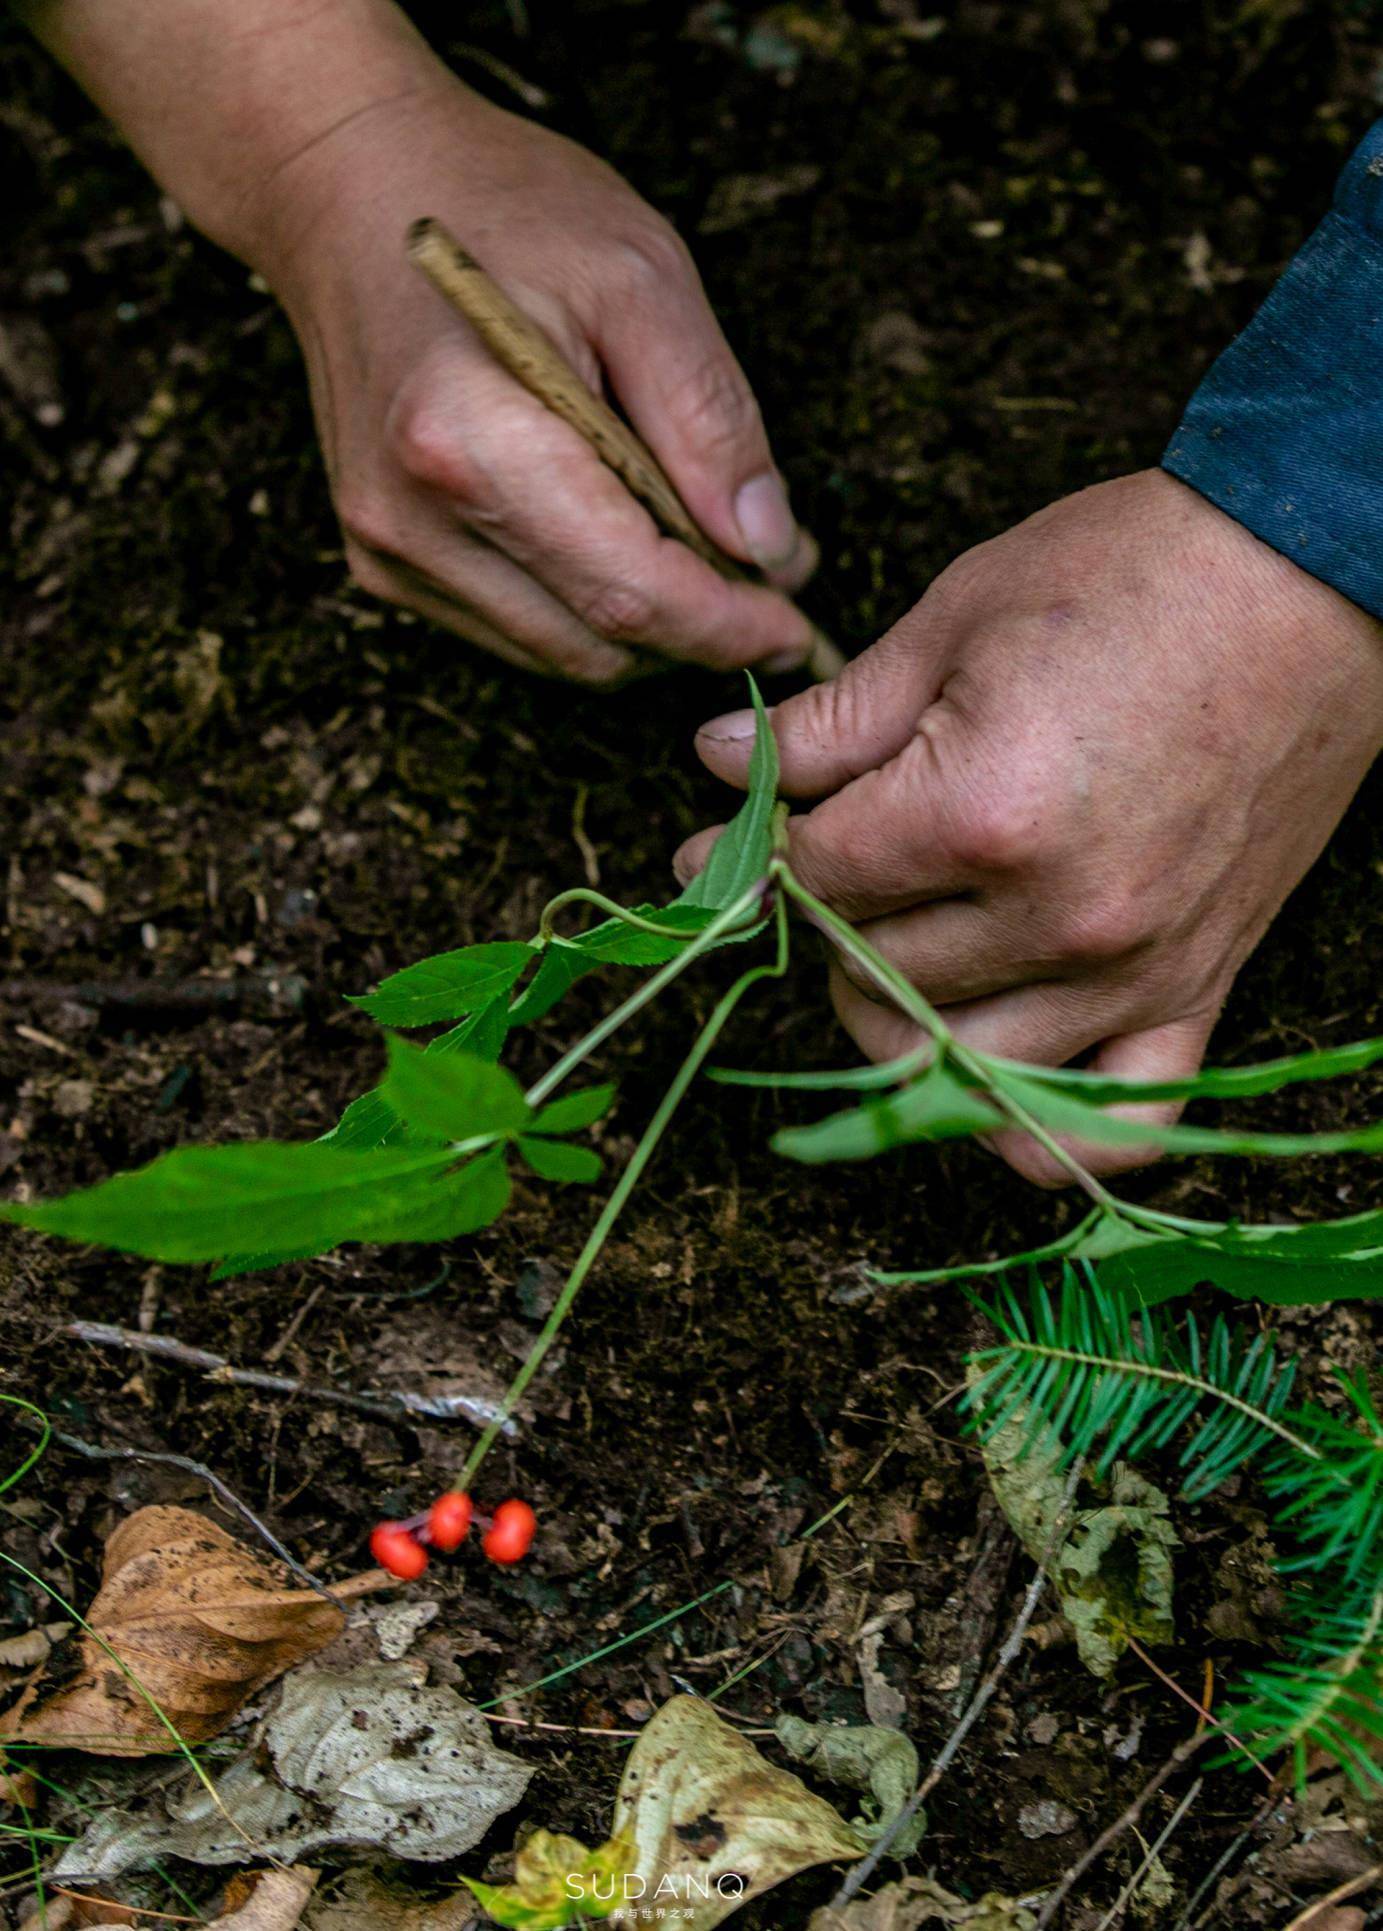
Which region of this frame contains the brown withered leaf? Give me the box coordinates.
[0,1506,346,1755]
[215,1867,319,1929]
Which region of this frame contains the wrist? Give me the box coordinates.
[18,0,462,271]
[1153,469,1383,754]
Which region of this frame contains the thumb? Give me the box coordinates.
[694,609,944,800]
[596,237,814,589]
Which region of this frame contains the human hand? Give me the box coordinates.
[256,69,816,683]
[677,470,1383,1181]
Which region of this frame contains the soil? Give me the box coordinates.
[2,2,1381,1925]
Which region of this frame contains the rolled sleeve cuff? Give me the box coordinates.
[1163,124,1383,622]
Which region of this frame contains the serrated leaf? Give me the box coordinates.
[382,1036,530,1142]
[429,995,512,1061]
[1,1142,457,1263]
[530,1083,615,1135]
[518,1137,601,1184]
[509,908,716,1027]
[773,1061,1001,1163]
[350,942,534,1027]
[324,999,512,1155]
[675,673,778,912]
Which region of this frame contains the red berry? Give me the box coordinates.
[370,1521,428,1580]
[482,1498,537,1566]
[426,1491,473,1552]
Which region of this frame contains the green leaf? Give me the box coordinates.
[382,1036,530,1143]
[1101,1237,1383,1310]
[772,1061,1002,1163]
[350,941,534,1026]
[530,1083,615,1135]
[326,999,513,1153]
[1005,1032,1383,1106]
[508,908,715,1027]
[1,1142,460,1263]
[430,995,512,1061]
[710,1048,929,1092]
[518,1137,602,1184]
[1000,1072,1383,1159]
[674,673,778,911]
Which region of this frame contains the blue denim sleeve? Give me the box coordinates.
[1162,121,1383,620]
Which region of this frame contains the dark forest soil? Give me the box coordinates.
[2,3,1381,1925]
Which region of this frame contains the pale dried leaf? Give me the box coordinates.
[0,1506,343,1755]
[306,1871,474,1931]
[809,1875,1037,1929]
[775,1716,924,1856]
[214,1867,319,1929]
[0,1624,69,1671]
[54,1660,531,1877]
[608,1694,863,1926]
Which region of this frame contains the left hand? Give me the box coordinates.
[675,470,1383,1183]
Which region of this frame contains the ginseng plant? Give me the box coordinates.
[4,677,1381,1792]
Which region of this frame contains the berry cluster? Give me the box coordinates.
[369,1492,536,1580]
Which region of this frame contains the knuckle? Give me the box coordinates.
[580,575,659,644]
[338,492,398,561]
[1057,892,1147,965]
[666,350,761,458]
[391,401,475,498]
[614,225,695,295]
[946,793,1042,874]
[343,542,396,602]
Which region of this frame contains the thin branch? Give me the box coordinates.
[827,1461,1085,1908]
[1092,1776,1204,1931]
[62,1319,515,1436]
[1283,1863,1383,1931]
[1034,1733,1208,1930]
[16,1411,379,1610]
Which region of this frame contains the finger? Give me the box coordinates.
[593,234,816,590]
[980,1012,1215,1186]
[345,531,637,685]
[839,901,1050,1008]
[694,596,952,798]
[828,970,1191,1188]
[392,360,813,672]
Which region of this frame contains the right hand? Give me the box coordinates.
[256,75,817,683]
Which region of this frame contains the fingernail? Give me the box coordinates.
[761,645,809,675]
[734,471,799,570]
[695,707,757,743]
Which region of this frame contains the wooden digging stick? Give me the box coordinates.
[407,215,844,682]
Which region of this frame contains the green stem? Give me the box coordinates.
[461,893,790,1488]
[775,863,1121,1210]
[524,884,763,1111]
[534,887,714,945]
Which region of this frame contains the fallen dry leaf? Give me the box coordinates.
[214,1867,319,1930]
[608,1695,863,1926]
[809,1876,1037,1930]
[305,1871,474,1931]
[0,1506,346,1755]
[54,1659,532,1877]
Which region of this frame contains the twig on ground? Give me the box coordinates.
[0,975,304,1018]
[1283,1864,1383,1931]
[14,1411,356,1609]
[1092,1775,1203,1931]
[1127,1636,1272,1781]
[62,1319,516,1436]
[827,1461,1086,1908]
[1171,1782,1288,1931]
[1035,1735,1208,1930]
